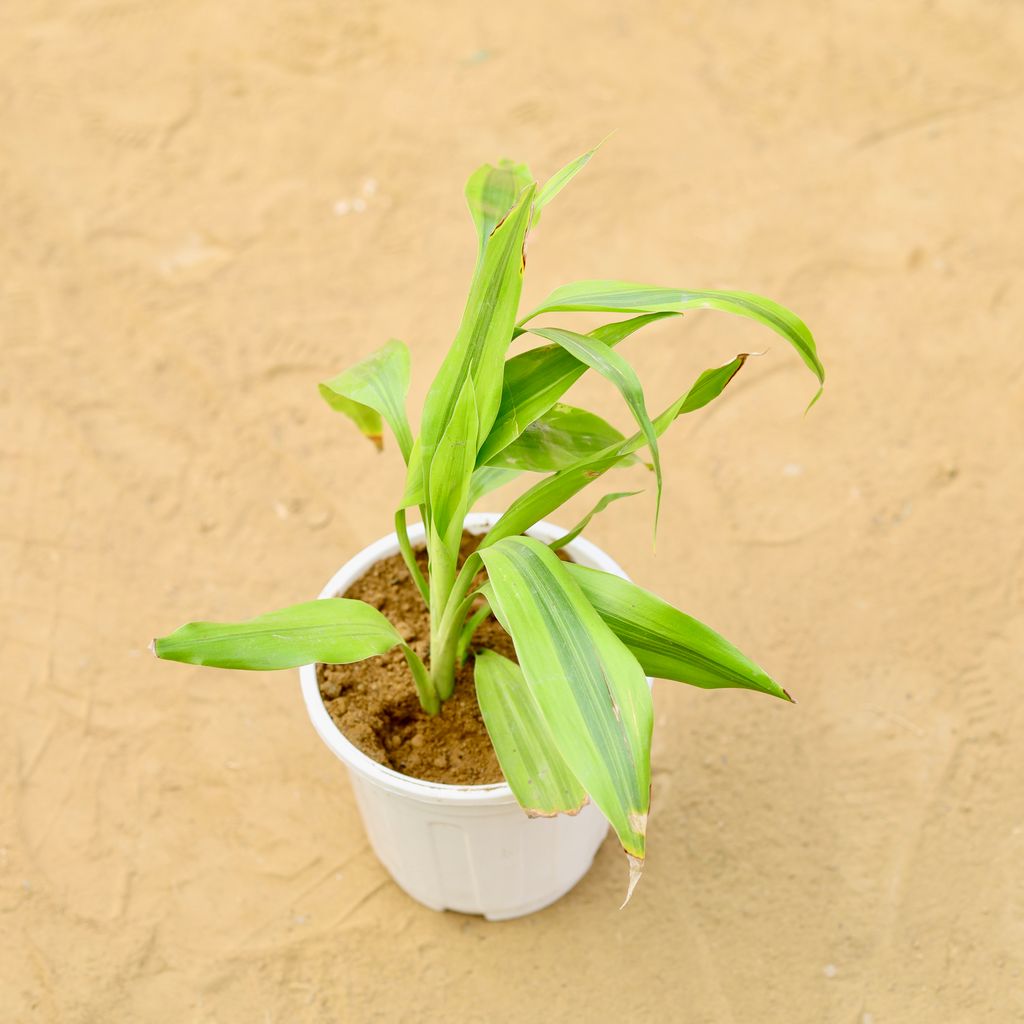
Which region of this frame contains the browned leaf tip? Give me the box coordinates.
[620,853,644,909]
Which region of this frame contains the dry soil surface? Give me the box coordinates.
[3,2,1024,1021]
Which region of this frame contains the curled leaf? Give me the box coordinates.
[320,339,413,461]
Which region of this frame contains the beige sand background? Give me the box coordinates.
[3,1,1024,1020]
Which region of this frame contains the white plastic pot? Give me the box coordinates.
[299,512,643,920]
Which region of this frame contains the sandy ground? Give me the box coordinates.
[3,1,1024,1020]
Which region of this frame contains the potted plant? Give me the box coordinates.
[153,146,823,919]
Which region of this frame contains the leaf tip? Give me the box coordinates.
[620,853,644,909]
[804,385,824,415]
[651,491,662,550]
[148,638,157,657]
[782,687,797,704]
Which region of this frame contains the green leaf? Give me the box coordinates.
[468,466,521,507]
[153,599,403,671]
[520,280,824,403]
[474,650,588,817]
[419,184,536,499]
[478,536,652,888]
[423,378,481,665]
[565,564,792,702]
[428,379,479,547]
[486,403,638,473]
[549,490,643,550]
[675,353,753,413]
[478,312,677,466]
[481,354,749,549]
[319,339,413,462]
[534,138,606,214]
[465,159,534,262]
[528,326,662,524]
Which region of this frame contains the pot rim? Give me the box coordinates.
[298,511,637,807]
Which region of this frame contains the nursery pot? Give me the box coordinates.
[299,512,646,920]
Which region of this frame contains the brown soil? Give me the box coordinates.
[317,531,513,785]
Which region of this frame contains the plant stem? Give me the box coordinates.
[429,551,482,701]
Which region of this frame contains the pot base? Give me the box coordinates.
[349,767,610,920]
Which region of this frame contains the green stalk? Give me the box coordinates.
[429,551,482,701]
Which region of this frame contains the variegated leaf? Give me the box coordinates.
[478,536,652,898]
[565,564,792,702]
[474,649,587,817]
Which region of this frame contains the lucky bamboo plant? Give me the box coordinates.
[153,145,824,901]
